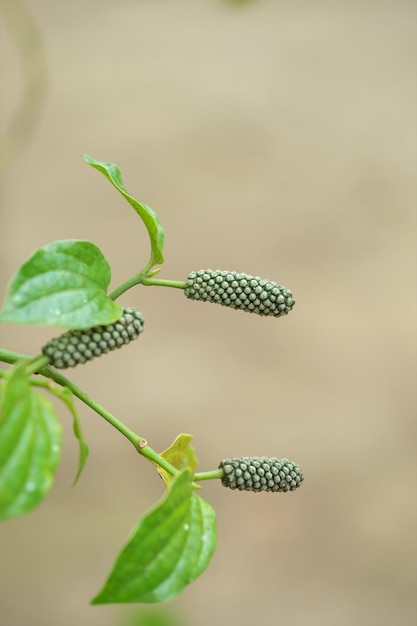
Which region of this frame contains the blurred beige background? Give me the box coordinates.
[0,1,416,625]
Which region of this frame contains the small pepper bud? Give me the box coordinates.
[42,307,145,369]
[184,269,295,317]
[219,456,304,492]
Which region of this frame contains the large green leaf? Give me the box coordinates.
[0,364,62,519]
[92,469,217,604]
[84,155,165,267]
[0,240,122,328]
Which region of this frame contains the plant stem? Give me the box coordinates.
[109,271,146,300]
[26,354,50,375]
[0,347,31,366]
[48,368,141,445]
[194,469,224,482]
[109,259,157,300]
[0,348,180,479]
[109,270,187,301]
[141,277,187,289]
[138,445,180,477]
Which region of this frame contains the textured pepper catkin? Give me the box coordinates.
[42,307,145,369]
[219,457,304,492]
[184,269,295,317]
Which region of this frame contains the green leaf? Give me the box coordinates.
[92,469,217,604]
[0,364,62,520]
[84,155,165,267]
[155,433,199,488]
[47,385,89,485]
[0,240,122,328]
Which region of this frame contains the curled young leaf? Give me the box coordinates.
[84,155,165,267]
[48,386,89,485]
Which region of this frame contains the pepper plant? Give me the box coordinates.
[0,155,303,605]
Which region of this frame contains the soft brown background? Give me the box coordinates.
[0,1,416,625]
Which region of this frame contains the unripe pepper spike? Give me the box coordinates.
[184,270,295,317]
[219,457,304,492]
[42,307,145,369]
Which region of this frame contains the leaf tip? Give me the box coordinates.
[90,593,104,606]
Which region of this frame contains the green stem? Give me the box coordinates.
[0,347,32,366]
[141,277,187,289]
[194,469,224,482]
[0,348,180,479]
[109,269,187,301]
[109,258,158,300]
[26,354,50,375]
[49,369,141,445]
[139,445,180,477]
[109,271,146,300]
